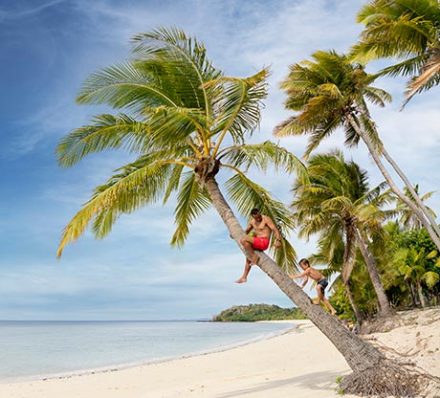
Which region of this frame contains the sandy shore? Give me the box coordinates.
[1,311,438,398]
[0,320,350,398]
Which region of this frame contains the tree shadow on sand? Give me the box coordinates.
[215,370,345,398]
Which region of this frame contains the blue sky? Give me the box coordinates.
[0,0,438,320]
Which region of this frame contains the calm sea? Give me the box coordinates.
[0,321,295,381]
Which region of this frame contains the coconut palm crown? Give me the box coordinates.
[352,0,440,104]
[56,27,302,270]
[276,49,440,252]
[275,50,390,157]
[292,150,393,315]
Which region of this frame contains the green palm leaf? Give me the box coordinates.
[57,153,174,257]
[206,69,269,146]
[220,141,307,180]
[171,171,211,247]
[57,114,151,167]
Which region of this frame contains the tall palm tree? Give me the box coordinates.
[311,232,366,324]
[352,0,440,104]
[56,28,416,395]
[293,151,393,316]
[276,50,440,252]
[396,185,437,229]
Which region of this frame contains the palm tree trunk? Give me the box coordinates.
[345,280,364,327]
[205,176,423,395]
[354,228,393,317]
[205,176,385,371]
[381,147,440,239]
[342,226,364,325]
[408,281,418,307]
[416,281,427,308]
[346,114,440,252]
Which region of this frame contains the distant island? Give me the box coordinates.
[212,304,307,322]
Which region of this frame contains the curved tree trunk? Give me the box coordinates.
[416,281,427,308]
[347,115,440,252]
[205,177,386,372]
[345,280,364,327]
[342,226,364,326]
[354,227,393,317]
[381,147,440,239]
[408,282,419,307]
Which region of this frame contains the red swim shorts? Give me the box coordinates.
[252,236,270,251]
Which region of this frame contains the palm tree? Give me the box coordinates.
[56,28,417,395]
[311,232,366,324]
[276,50,440,252]
[293,151,393,317]
[394,247,440,307]
[352,0,440,104]
[396,185,437,229]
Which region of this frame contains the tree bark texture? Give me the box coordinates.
[354,228,393,317]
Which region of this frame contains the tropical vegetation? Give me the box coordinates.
[212,304,306,322]
[292,151,393,318]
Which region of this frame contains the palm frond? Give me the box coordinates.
[57,154,175,257]
[77,62,179,112]
[57,114,150,167]
[220,141,307,181]
[163,164,185,204]
[171,172,211,247]
[207,69,269,147]
[131,27,221,117]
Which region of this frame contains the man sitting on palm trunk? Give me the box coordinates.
[235,208,282,283]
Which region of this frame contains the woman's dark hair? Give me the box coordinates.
[299,258,310,266]
[250,208,260,215]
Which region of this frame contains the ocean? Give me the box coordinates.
[0,321,295,381]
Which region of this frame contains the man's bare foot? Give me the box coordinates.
[235,277,247,284]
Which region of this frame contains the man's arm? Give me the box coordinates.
[264,216,282,247]
[245,222,254,235]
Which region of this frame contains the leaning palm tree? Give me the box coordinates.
[311,231,366,324]
[352,0,440,104]
[293,151,393,317]
[396,185,437,229]
[276,50,440,252]
[56,28,420,396]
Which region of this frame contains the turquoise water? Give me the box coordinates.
[0,321,295,381]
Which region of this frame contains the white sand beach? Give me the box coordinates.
[1,311,439,398]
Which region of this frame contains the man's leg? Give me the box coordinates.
[240,236,259,264]
[235,237,259,283]
[235,258,252,284]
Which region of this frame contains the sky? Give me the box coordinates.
[0,0,438,320]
